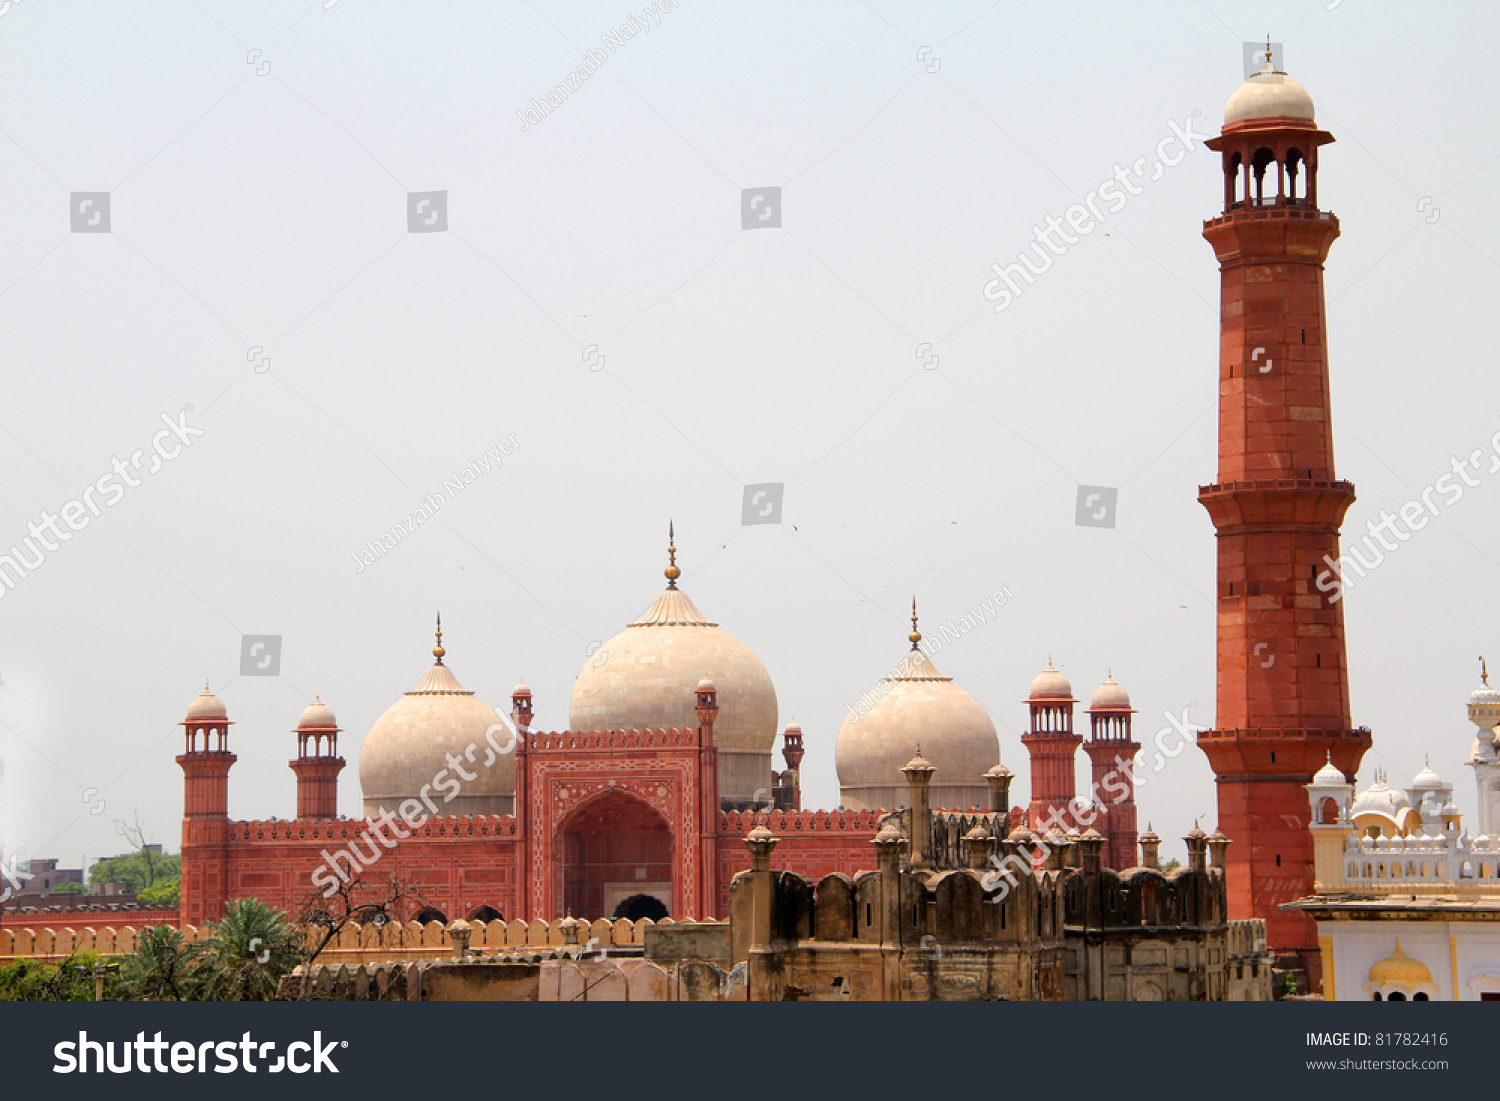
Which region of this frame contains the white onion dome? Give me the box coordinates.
[1089,672,1131,710]
[185,685,227,721]
[1409,759,1444,790]
[1312,753,1346,787]
[837,607,1000,812]
[1351,774,1411,819]
[568,532,778,806]
[1225,55,1316,127]
[512,680,531,697]
[1029,660,1073,700]
[298,696,338,729]
[359,624,514,818]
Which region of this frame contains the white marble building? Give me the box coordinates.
[1285,665,1500,1001]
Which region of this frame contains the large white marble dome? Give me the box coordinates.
[359,629,514,818]
[836,622,1000,811]
[569,550,778,808]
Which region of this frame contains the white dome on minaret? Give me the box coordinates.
[1224,49,1316,127]
[568,526,778,808]
[1029,660,1073,700]
[186,684,227,721]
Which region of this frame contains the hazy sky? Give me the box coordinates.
[2,0,1496,879]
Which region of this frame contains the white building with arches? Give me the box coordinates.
[1284,667,1500,1001]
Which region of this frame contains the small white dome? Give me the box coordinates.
[186,687,227,721]
[1089,672,1130,710]
[1469,682,1500,707]
[1029,661,1073,700]
[297,697,337,729]
[1312,753,1346,787]
[1409,759,1444,790]
[1224,59,1316,127]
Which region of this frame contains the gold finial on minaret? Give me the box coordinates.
[664,520,680,589]
[433,611,445,665]
[1266,34,1272,65]
[909,596,922,651]
[1482,656,1489,686]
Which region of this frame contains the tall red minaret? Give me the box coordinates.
[290,697,344,820]
[1195,47,1371,982]
[1022,660,1080,831]
[177,684,236,925]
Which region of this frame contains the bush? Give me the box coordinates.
[138,877,181,909]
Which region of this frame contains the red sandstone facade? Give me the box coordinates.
[1195,98,1371,975]
[173,680,888,928]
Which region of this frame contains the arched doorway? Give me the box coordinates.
[614,893,669,921]
[561,790,673,919]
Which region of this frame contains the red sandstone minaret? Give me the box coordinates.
[1082,672,1140,869]
[290,697,345,820]
[177,684,236,925]
[1195,48,1371,979]
[1022,660,1080,832]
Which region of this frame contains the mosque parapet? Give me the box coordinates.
[527,727,702,752]
[719,808,885,834]
[226,814,521,842]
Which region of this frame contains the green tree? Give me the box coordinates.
[118,925,203,1001]
[137,877,181,909]
[49,881,87,895]
[0,951,121,1001]
[195,898,302,1001]
[88,852,181,895]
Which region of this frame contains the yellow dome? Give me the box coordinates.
[569,584,778,806]
[837,646,999,811]
[358,656,514,818]
[1368,941,1432,988]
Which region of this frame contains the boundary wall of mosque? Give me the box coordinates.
[0,914,670,967]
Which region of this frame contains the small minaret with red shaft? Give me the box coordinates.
[290,697,344,820]
[177,684,236,925]
[1195,47,1371,983]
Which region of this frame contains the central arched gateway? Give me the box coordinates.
[561,790,674,919]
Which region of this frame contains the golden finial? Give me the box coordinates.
[1265,34,1273,66]
[203,678,210,693]
[433,611,445,665]
[664,520,680,589]
[909,596,922,651]
[1482,656,1489,686]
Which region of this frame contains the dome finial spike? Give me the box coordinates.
[1482,655,1489,686]
[664,520,680,589]
[433,611,445,665]
[909,595,922,651]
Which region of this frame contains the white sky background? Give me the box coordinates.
[1,0,1497,875]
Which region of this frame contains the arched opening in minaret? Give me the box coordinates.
[1227,151,1243,207]
[1286,148,1305,202]
[1251,147,1277,205]
[1320,797,1339,824]
[561,790,673,920]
